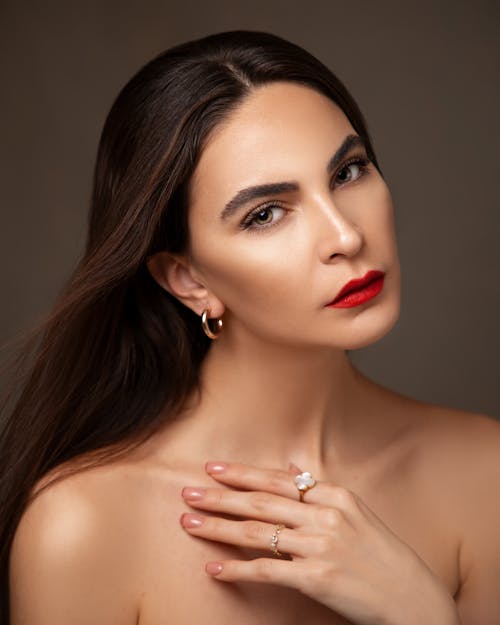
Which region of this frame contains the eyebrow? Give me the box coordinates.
[220,133,366,221]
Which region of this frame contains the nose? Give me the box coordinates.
[311,195,364,262]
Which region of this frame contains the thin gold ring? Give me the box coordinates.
[270,523,285,557]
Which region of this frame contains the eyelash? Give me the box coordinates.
[239,155,371,232]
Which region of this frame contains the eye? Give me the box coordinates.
[253,207,276,225]
[334,157,370,186]
[240,204,286,231]
[337,162,360,183]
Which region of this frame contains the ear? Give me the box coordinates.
[146,251,224,317]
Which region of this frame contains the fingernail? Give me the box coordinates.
[182,487,206,500]
[205,462,227,474]
[180,513,204,528]
[206,561,223,575]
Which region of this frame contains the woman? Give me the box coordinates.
[1,29,499,625]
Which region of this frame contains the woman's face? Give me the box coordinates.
[186,81,401,350]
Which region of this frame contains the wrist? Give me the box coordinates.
[382,585,461,625]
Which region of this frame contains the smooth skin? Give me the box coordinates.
[9,82,500,624]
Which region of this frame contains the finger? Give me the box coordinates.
[181,486,308,528]
[205,461,364,521]
[205,557,307,590]
[180,513,313,558]
[205,461,305,500]
[288,462,303,474]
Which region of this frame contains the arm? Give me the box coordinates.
[9,471,141,625]
[454,415,500,624]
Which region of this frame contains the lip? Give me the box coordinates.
[326,270,386,308]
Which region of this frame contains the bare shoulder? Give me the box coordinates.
[410,402,500,622]
[412,402,500,473]
[405,399,500,493]
[9,456,159,625]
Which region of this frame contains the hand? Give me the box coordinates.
[179,461,458,625]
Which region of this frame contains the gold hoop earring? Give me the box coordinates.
[201,307,223,339]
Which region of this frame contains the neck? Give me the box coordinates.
[154,328,395,479]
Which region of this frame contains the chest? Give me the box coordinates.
[136,469,461,625]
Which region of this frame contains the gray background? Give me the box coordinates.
[1,0,498,418]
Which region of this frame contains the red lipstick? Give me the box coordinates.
[326,270,385,308]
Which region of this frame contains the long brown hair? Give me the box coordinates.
[0,29,381,619]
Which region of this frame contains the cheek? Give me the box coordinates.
[194,235,307,313]
[188,207,319,334]
[380,190,399,258]
[356,179,398,254]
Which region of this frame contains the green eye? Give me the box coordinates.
[254,208,273,225]
[241,204,286,231]
[337,162,361,183]
[333,156,371,187]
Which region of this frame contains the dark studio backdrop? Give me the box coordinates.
[0,0,499,419]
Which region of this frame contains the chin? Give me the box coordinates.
[343,295,401,350]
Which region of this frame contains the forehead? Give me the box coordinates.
[189,82,355,206]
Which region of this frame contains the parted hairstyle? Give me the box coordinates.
[0,29,382,620]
